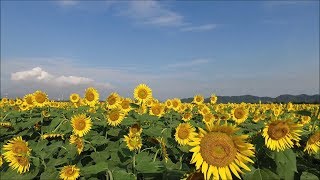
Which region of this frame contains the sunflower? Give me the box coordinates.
[120,98,132,112]
[3,136,31,159]
[70,93,80,103]
[156,137,169,162]
[203,113,215,124]
[304,131,320,155]
[0,155,3,167]
[70,135,84,154]
[23,94,34,107]
[42,110,50,118]
[189,124,255,180]
[106,92,121,109]
[300,116,311,125]
[59,165,80,180]
[1,97,8,104]
[41,133,64,140]
[175,123,197,146]
[182,112,193,122]
[133,84,152,102]
[199,105,211,116]
[9,99,15,106]
[231,106,248,124]
[71,114,92,137]
[172,98,181,111]
[129,124,143,136]
[165,99,173,109]
[262,119,303,151]
[32,90,48,107]
[0,122,12,128]
[7,155,30,174]
[149,103,165,117]
[210,94,218,104]
[106,108,125,126]
[193,95,204,105]
[15,98,23,105]
[136,104,148,115]
[124,134,142,151]
[84,87,99,107]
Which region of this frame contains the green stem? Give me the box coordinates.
[84,140,96,152]
[107,169,113,180]
[52,119,67,133]
[1,112,11,121]
[132,153,136,175]
[153,149,160,162]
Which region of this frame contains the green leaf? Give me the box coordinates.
[272,149,297,180]
[121,117,136,126]
[143,126,163,137]
[295,110,312,117]
[112,170,136,180]
[90,151,111,163]
[81,162,109,176]
[40,167,59,180]
[300,172,319,180]
[107,128,121,136]
[135,152,165,173]
[89,135,109,146]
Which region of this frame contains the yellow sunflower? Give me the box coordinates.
[203,113,215,124]
[304,131,320,155]
[42,110,50,118]
[7,155,30,174]
[71,114,92,137]
[0,122,12,128]
[15,98,23,105]
[210,94,218,104]
[124,134,142,151]
[70,93,80,103]
[23,94,34,107]
[9,99,16,106]
[189,124,255,180]
[59,165,80,180]
[129,124,143,136]
[149,103,165,117]
[262,119,303,151]
[106,108,125,126]
[136,104,148,115]
[172,98,181,111]
[19,102,29,111]
[0,155,3,167]
[106,92,121,109]
[165,99,173,109]
[175,123,197,146]
[32,90,48,107]
[70,135,84,154]
[84,87,99,107]
[182,112,193,122]
[3,136,31,159]
[193,95,204,105]
[231,106,248,124]
[133,84,152,102]
[300,116,311,125]
[120,98,132,112]
[199,105,211,116]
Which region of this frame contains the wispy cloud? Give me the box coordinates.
[57,0,79,7]
[180,24,217,32]
[119,1,184,27]
[167,59,210,68]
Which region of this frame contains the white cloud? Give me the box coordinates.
[120,1,185,27]
[11,66,112,87]
[167,59,210,68]
[180,24,217,32]
[11,67,53,81]
[55,76,94,85]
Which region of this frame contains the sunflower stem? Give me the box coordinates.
[52,119,67,133]
[84,140,96,152]
[153,149,160,162]
[132,153,136,175]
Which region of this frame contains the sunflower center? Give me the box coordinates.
[152,107,160,115]
[137,89,147,99]
[75,119,86,130]
[109,112,120,121]
[196,97,202,102]
[268,121,290,140]
[172,101,178,108]
[35,94,46,103]
[66,168,75,176]
[13,142,28,154]
[86,92,95,101]
[16,156,29,166]
[309,132,320,144]
[200,132,236,167]
[108,96,116,105]
[72,96,78,100]
[178,126,190,139]
[122,101,130,109]
[234,108,244,119]
[204,114,213,122]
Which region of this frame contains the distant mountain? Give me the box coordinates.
[181,94,320,104]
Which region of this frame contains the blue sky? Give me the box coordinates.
[1,0,319,100]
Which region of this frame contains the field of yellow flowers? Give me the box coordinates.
[0,84,319,180]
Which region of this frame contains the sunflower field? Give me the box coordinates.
[0,84,319,180]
